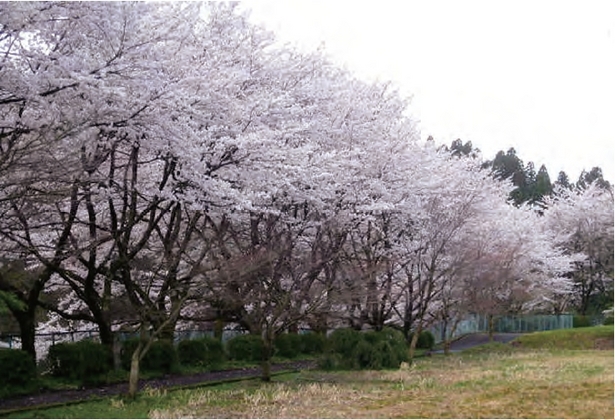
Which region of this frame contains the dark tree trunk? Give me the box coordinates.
[443,339,451,355]
[13,309,36,362]
[408,323,422,362]
[261,332,274,382]
[488,314,495,341]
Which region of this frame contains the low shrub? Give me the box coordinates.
[226,334,263,362]
[352,339,376,369]
[178,339,207,367]
[327,328,362,355]
[323,327,408,370]
[374,340,398,368]
[47,340,112,384]
[409,330,435,350]
[299,332,326,355]
[143,340,178,373]
[120,339,179,373]
[0,349,37,387]
[120,338,139,370]
[274,333,303,358]
[573,315,592,328]
[602,316,614,325]
[377,328,408,361]
[317,352,342,371]
[200,336,225,367]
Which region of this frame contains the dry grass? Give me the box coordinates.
[149,349,614,419]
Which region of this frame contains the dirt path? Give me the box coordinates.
[0,360,316,414]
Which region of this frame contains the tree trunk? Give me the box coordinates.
[488,314,495,341]
[261,332,274,382]
[97,319,114,348]
[14,309,36,362]
[408,323,422,362]
[440,319,448,343]
[443,339,451,355]
[128,325,149,399]
[128,344,142,399]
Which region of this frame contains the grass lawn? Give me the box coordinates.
[7,326,614,419]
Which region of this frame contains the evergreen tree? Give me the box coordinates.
[522,163,553,206]
[554,171,572,191]
[577,167,612,191]
[448,139,479,158]
[487,148,527,205]
[533,164,553,200]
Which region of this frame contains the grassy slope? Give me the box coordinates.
[7,326,614,419]
[513,324,613,350]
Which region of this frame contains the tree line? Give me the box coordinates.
[0,2,612,393]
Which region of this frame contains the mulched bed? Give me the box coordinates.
[0,360,316,413]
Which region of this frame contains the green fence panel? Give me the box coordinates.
[429,313,574,343]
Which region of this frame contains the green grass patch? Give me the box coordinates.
[8,347,612,419]
[513,325,614,350]
[459,341,515,355]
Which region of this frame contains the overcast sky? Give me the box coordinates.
[242,0,615,183]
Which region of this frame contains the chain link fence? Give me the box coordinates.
[429,313,574,343]
[0,328,251,361]
[0,315,575,359]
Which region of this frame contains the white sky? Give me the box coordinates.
[241,0,615,183]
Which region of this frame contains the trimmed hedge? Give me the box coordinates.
[47,340,112,384]
[274,333,303,358]
[200,336,225,366]
[573,315,592,328]
[177,336,225,367]
[410,330,435,350]
[178,339,206,366]
[226,334,263,362]
[327,328,362,356]
[299,332,326,355]
[120,338,140,370]
[274,332,327,358]
[121,339,179,373]
[0,348,37,387]
[320,327,408,370]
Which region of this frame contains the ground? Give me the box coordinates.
[0,332,569,413]
[433,332,522,353]
[0,360,314,413]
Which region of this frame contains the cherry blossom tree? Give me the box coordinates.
[544,183,614,315]
[0,2,589,389]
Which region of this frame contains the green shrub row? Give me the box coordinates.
[410,330,436,350]
[0,348,38,396]
[573,314,614,327]
[573,315,592,328]
[40,332,325,383]
[47,340,113,385]
[319,327,415,371]
[226,332,326,361]
[274,332,326,358]
[178,336,225,367]
[120,339,180,373]
[9,328,427,388]
[318,328,436,371]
